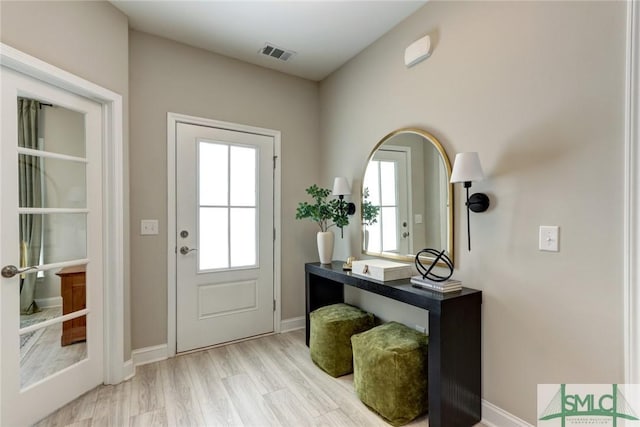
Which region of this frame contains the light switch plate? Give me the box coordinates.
[141,219,159,235]
[539,226,559,252]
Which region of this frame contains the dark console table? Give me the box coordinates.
[305,261,482,427]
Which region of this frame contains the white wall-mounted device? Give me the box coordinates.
[404,35,432,68]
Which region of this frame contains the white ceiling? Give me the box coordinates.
[110,1,427,81]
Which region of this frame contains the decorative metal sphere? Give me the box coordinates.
[414,249,453,282]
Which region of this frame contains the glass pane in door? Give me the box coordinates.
[16,99,89,390]
[229,146,256,206]
[199,142,228,206]
[18,155,87,209]
[199,207,229,270]
[17,213,87,265]
[17,99,86,158]
[198,141,258,271]
[230,207,256,267]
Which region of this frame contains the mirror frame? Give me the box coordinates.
[361,127,454,265]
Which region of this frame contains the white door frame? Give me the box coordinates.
[0,44,126,384]
[624,0,640,385]
[167,112,281,357]
[378,145,414,254]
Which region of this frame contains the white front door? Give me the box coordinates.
[1,68,104,426]
[175,122,274,353]
[364,148,412,254]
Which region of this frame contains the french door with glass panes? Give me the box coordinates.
[176,122,274,352]
[1,67,103,426]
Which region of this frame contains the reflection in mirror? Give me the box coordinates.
[17,99,88,389]
[362,128,453,264]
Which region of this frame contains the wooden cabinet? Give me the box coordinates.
[56,265,86,346]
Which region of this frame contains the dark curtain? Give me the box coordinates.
[18,98,42,315]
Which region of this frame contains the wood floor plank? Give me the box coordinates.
[48,386,99,426]
[227,338,287,395]
[263,388,321,426]
[128,409,168,427]
[258,335,339,416]
[206,345,245,378]
[158,357,206,426]
[129,362,165,416]
[313,408,360,427]
[223,373,281,427]
[274,333,389,426]
[91,380,132,426]
[182,351,243,426]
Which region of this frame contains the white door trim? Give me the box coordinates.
[625,0,640,385]
[0,43,126,384]
[167,112,281,357]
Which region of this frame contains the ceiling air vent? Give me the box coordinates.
[259,43,296,62]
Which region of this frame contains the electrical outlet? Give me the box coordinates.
[539,226,559,252]
[141,219,159,235]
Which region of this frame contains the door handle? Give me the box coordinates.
[179,246,197,255]
[1,265,38,278]
[402,232,410,238]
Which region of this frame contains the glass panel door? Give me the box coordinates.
[1,56,104,427]
[16,100,89,389]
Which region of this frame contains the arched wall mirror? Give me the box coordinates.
[361,128,454,264]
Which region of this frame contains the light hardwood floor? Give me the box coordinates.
[35,330,485,427]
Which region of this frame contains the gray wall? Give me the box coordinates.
[129,31,320,349]
[320,1,626,423]
[0,0,131,359]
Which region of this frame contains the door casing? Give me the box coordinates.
[167,112,281,357]
[0,43,126,395]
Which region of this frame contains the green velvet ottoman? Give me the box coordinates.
[351,321,429,426]
[310,303,374,377]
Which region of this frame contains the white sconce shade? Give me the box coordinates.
[450,152,485,183]
[332,176,351,196]
[449,151,490,251]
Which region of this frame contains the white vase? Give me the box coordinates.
[317,231,335,264]
[363,228,370,251]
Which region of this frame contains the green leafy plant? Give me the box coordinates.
[361,187,380,227]
[295,184,349,232]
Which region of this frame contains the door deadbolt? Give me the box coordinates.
[180,230,189,238]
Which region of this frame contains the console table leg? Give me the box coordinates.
[305,271,344,346]
[428,295,482,427]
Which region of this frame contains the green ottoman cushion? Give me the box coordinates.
[310,303,374,377]
[351,321,429,426]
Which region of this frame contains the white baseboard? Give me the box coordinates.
[132,344,168,367]
[122,359,135,381]
[482,399,532,427]
[34,296,62,309]
[281,316,305,333]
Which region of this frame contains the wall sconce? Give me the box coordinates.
[332,177,356,238]
[450,152,490,251]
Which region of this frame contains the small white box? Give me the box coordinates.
[351,259,412,282]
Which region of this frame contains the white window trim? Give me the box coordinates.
[0,43,126,384]
[167,112,282,357]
